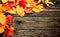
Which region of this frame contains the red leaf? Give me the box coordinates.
[7,1,15,7]
[6,15,13,24]
[5,26,15,37]
[0,24,2,27]
[19,0,27,8]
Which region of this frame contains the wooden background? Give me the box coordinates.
[1,0,60,37]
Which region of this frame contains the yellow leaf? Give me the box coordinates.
[9,0,15,2]
[32,4,43,13]
[46,3,50,7]
[45,0,49,2]
[42,0,45,3]
[26,0,36,6]
[26,0,32,6]
[1,0,8,3]
[0,4,2,8]
[0,26,5,34]
[0,13,6,24]
[16,5,25,16]
[42,0,54,7]
[26,4,31,7]
[8,7,16,14]
[38,0,41,3]
[26,0,31,4]
[48,2,54,5]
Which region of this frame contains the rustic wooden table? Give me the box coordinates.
[1,0,60,37]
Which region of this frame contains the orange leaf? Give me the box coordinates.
[0,24,5,34]
[5,26,15,37]
[2,4,11,12]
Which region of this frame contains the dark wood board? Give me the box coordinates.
[0,0,60,37]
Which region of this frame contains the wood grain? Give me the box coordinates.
[0,0,60,37]
[14,30,57,37]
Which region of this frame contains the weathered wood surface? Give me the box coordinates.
[12,17,60,37]
[12,0,60,37]
[0,0,60,37]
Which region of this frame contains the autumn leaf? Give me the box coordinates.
[38,0,41,3]
[16,5,25,16]
[19,0,27,8]
[7,1,16,7]
[0,24,5,34]
[2,4,12,12]
[9,0,15,2]
[32,4,43,13]
[1,0,8,3]
[0,12,6,24]
[24,7,32,14]
[7,7,16,14]
[0,4,3,12]
[6,15,13,24]
[26,0,38,7]
[5,26,15,37]
[42,0,54,7]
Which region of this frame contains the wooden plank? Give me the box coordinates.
[12,17,60,29]
[13,17,60,22]
[25,12,60,17]
[12,21,59,29]
[43,9,60,11]
[14,30,57,37]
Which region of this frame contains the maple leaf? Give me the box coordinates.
[16,5,25,16]
[7,7,16,14]
[38,0,41,3]
[2,4,12,12]
[1,0,8,3]
[26,0,38,7]
[19,0,27,8]
[0,12,6,24]
[6,15,13,24]
[9,0,15,2]
[7,1,16,7]
[5,26,15,37]
[32,4,43,13]
[0,24,5,34]
[0,4,3,12]
[42,0,54,7]
[24,7,32,14]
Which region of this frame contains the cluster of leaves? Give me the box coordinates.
[0,0,53,37]
[0,0,54,16]
[0,15,15,37]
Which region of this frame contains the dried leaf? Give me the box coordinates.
[0,24,5,34]
[16,5,25,16]
[32,4,43,13]
[0,13,6,24]
[7,1,15,7]
[6,15,13,24]
[1,0,8,3]
[8,7,16,14]
[6,26,15,37]
[19,0,27,8]
[42,0,54,7]
[24,7,32,14]
[2,4,11,12]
